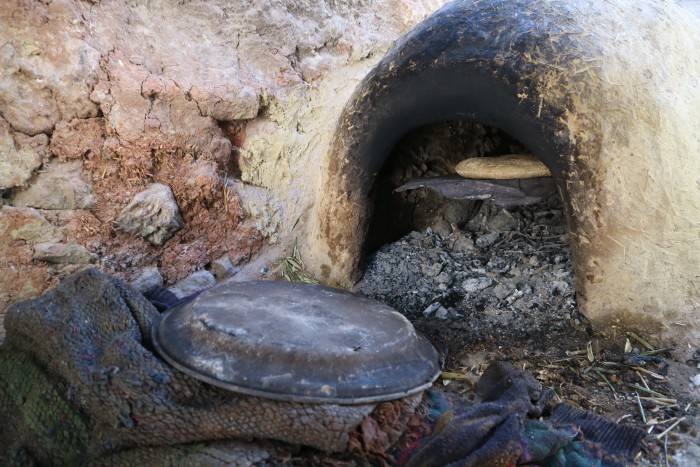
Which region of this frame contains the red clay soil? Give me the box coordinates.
[2,116,263,321]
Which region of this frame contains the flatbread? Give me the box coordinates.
[455,154,551,179]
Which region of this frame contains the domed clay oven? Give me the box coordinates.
[303,0,700,344]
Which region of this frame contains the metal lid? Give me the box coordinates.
[151,280,440,404]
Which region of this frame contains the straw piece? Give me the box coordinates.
[629,384,665,398]
[655,417,685,440]
[633,366,666,380]
[636,392,647,424]
[626,332,655,351]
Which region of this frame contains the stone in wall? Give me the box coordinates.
[0,206,56,245]
[169,270,217,298]
[189,84,260,121]
[0,207,57,339]
[0,118,49,190]
[129,267,164,293]
[10,160,94,210]
[209,254,237,280]
[88,50,239,155]
[0,1,100,136]
[117,184,184,246]
[33,242,97,264]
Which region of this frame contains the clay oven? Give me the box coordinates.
[304,0,700,344]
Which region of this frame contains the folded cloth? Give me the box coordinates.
[400,362,645,467]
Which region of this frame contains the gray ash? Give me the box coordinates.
[355,195,591,349]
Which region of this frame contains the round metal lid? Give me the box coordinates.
[151,280,440,404]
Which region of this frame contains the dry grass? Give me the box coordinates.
[274,241,319,284]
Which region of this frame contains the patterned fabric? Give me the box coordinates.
[399,363,644,467]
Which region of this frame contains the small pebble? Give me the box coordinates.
[462,278,492,293]
[487,210,518,231]
[421,263,443,277]
[434,272,452,284]
[493,284,511,300]
[209,255,236,280]
[550,280,569,295]
[476,231,499,248]
[435,306,449,320]
[130,267,163,293]
[423,303,440,316]
[452,236,475,252]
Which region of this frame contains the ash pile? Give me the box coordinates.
[356,195,590,346]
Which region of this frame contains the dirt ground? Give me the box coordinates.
[352,196,700,466]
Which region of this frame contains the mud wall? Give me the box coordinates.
[0,0,446,338]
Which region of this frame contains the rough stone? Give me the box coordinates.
[421,262,443,277]
[475,231,500,248]
[0,2,100,135]
[492,283,512,300]
[117,184,184,246]
[0,118,49,190]
[434,271,452,285]
[451,235,475,253]
[487,210,518,232]
[9,160,94,210]
[189,84,260,121]
[691,374,700,386]
[461,278,493,294]
[209,254,236,280]
[33,242,97,264]
[0,206,55,244]
[423,303,440,317]
[130,267,164,293]
[434,306,449,320]
[168,270,217,298]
